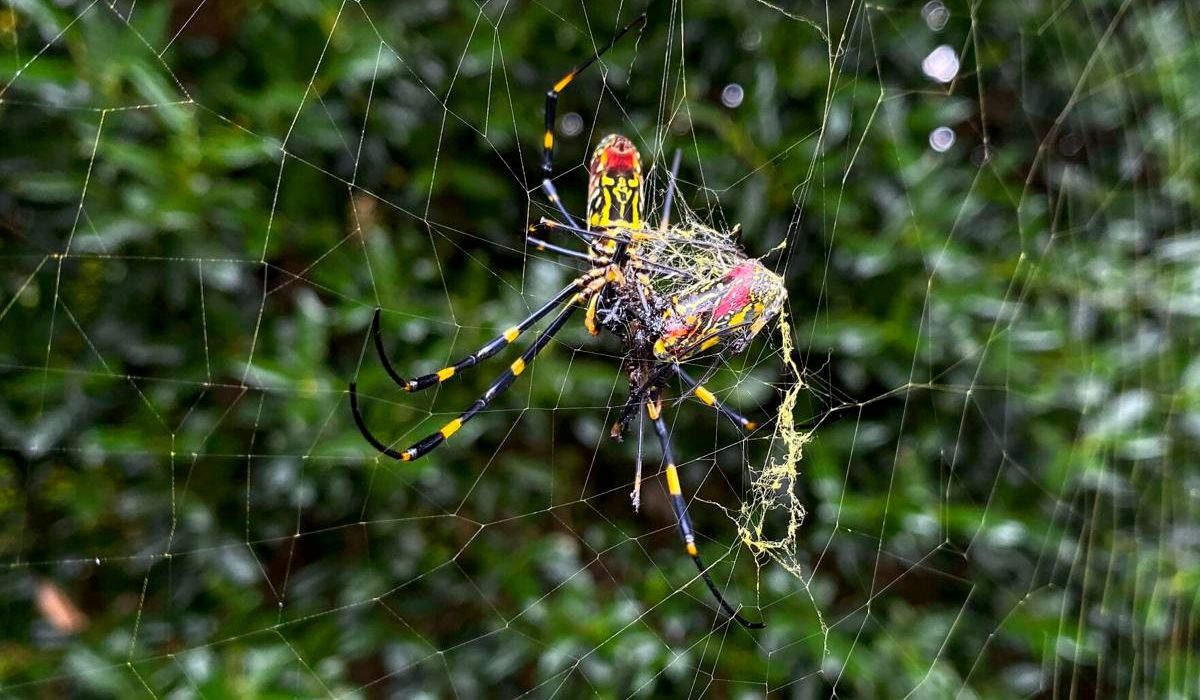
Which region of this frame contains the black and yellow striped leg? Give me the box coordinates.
[367,281,581,394]
[541,13,647,176]
[610,362,677,439]
[646,391,765,629]
[675,366,759,431]
[351,297,581,462]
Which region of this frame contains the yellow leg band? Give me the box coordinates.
[511,358,526,376]
[686,543,698,556]
[693,385,716,406]
[665,464,682,495]
[436,367,456,381]
[503,327,520,343]
[439,418,463,439]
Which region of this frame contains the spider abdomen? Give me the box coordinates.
[652,259,786,361]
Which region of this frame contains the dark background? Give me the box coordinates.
[2,0,1197,697]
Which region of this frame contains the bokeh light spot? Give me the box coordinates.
[922,1,949,31]
[922,45,959,83]
[929,126,956,152]
[721,83,745,109]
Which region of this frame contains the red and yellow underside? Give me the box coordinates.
[653,260,786,360]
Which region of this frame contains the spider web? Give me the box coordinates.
[2,0,1197,696]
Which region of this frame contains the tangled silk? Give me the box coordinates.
[736,306,811,580]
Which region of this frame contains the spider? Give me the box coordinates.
[349,13,786,629]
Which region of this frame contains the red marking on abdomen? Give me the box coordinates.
[664,322,692,337]
[712,263,755,319]
[599,148,636,173]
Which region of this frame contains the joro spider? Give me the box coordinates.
[349,14,786,629]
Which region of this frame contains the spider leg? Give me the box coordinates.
[610,362,677,439]
[539,178,584,235]
[584,293,603,336]
[584,265,624,336]
[659,148,683,231]
[541,13,647,177]
[351,295,583,461]
[535,218,742,255]
[646,389,765,629]
[365,279,582,394]
[674,366,759,431]
[527,235,592,263]
[625,246,662,318]
[533,219,694,280]
[632,409,645,511]
[534,218,634,244]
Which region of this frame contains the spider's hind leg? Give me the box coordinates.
[539,177,584,235]
[645,388,765,629]
[675,365,760,432]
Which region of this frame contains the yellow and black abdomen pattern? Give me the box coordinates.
[586,134,643,229]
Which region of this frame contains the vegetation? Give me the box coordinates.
[2,0,1197,696]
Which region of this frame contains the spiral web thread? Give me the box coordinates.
[1,0,1196,697]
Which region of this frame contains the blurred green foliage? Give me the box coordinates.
[2,0,1199,697]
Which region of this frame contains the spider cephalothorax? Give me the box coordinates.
[349,14,785,630]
